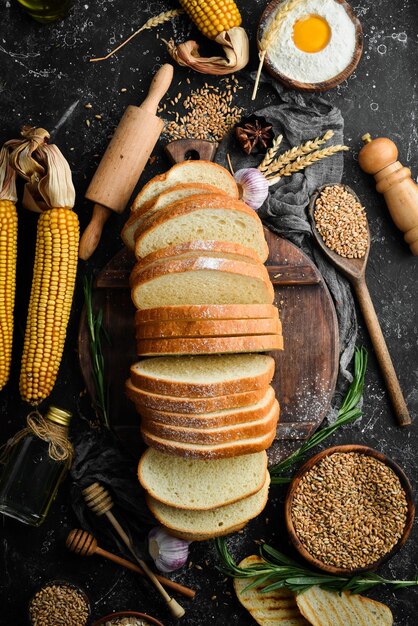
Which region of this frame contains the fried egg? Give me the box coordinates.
[266,0,357,84]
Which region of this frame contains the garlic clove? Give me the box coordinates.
[234,168,269,211]
[148,526,190,573]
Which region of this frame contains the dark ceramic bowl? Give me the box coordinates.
[92,611,164,626]
[29,580,90,626]
[285,445,415,575]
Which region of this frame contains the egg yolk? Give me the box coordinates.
[293,14,331,53]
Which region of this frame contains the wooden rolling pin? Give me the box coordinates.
[79,64,173,260]
[359,134,418,255]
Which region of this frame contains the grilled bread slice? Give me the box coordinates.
[296,586,393,626]
[234,555,310,626]
[138,449,268,510]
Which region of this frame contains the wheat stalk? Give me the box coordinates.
[258,134,283,171]
[260,130,334,176]
[252,0,302,100]
[90,9,184,62]
[266,144,349,185]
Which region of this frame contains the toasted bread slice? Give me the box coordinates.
[296,586,393,626]
[234,555,310,626]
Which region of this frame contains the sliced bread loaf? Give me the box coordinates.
[136,386,276,428]
[141,424,277,459]
[142,400,280,445]
[134,240,262,267]
[136,334,284,356]
[122,184,222,250]
[135,304,278,323]
[131,161,239,213]
[130,354,275,398]
[136,318,281,339]
[131,260,274,310]
[126,378,268,414]
[135,195,269,261]
[147,473,270,540]
[138,449,267,510]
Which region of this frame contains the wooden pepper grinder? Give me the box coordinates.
[358,134,418,255]
[79,64,174,260]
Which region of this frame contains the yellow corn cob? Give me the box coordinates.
[20,207,79,405]
[0,199,18,390]
[179,0,242,39]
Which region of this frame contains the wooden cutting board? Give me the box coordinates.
[78,228,339,463]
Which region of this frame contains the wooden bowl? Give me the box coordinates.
[285,445,415,575]
[92,611,164,626]
[257,0,363,92]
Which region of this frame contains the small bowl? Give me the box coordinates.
[92,611,164,626]
[285,445,415,575]
[257,0,363,92]
[29,580,90,626]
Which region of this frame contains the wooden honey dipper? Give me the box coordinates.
[359,133,418,255]
[82,482,185,619]
[66,529,195,599]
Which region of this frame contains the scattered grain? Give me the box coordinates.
[291,452,408,569]
[84,103,92,109]
[314,185,368,258]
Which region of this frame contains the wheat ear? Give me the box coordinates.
[267,145,349,185]
[90,9,184,62]
[261,130,334,176]
[258,135,283,171]
[252,0,302,100]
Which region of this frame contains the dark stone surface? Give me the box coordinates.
[1,0,417,624]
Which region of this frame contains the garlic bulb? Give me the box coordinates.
[234,168,269,210]
[148,526,190,573]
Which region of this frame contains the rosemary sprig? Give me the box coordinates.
[216,539,418,594]
[83,276,110,428]
[269,346,368,484]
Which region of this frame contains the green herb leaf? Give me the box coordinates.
[269,346,368,483]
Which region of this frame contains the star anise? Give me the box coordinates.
[235,116,274,155]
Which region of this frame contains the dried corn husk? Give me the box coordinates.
[0,145,17,202]
[165,27,249,75]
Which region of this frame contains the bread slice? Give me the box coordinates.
[130,255,271,290]
[234,555,309,626]
[142,399,280,444]
[135,304,278,323]
[138,448,268,510]
[165,521,247,542]
[136,334,283,356]
[131,161,239,213]
[147,473,270,540]
[135,195,269,261]
[131,260,274,310]
[141,423,277,458]
[134,240,262,267]
[136,385,276,428]
[126,378,268,413]
[130,354,275,398]
[136,317,281,339]
[122,184,223,251]
[296,587,393,626]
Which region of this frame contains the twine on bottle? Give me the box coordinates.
[0,411,74,468]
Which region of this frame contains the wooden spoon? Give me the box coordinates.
[309,184,411,427]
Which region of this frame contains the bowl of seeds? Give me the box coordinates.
[29,580,90,626]
[285,445,414,575]
[92,611,164,626]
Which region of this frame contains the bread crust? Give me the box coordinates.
[134,240,261,267]
[141,426,277,459]
[134,386,276,427]
[130,355,275,397]
[136,318,282,340]
[136,334,284,356]
[135,304,278,322]
[126,378,268,413]
[142,400,280,445]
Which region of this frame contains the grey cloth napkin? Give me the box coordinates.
[216,82,357,420]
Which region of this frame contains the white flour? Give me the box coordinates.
[267,0,357,83]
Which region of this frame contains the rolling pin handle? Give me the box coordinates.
[78,203,112,260]
[140,63,174,115]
